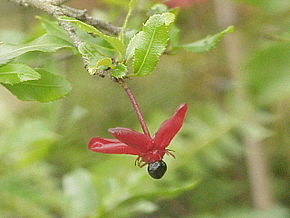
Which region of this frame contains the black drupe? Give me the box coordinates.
[147,160,167,179]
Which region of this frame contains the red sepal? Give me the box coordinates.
[88,137,140,155]
[153,104,187,149]
[108,127,152,152]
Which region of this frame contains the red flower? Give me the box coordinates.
[88,104,187,179]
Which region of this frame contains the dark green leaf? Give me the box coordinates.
[0,63,40,84]
[0,34,73,65]
[179,26,234,53]
[3,69,71,102]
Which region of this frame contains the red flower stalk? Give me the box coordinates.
[88,81,187,179]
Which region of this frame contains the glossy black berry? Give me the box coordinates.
[147,160,167,179]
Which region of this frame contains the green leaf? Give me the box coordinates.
[59,16,125,56]
[96,57,113,69]
[126,12,175,76]
[0,34,73,65]
[63,169,98,218]
[89,57,113,75]
[111,63,127,78]
[42,15,115,57]
[119,0,136,43]
[77,42,113,75]
[77,31,115,57]
[0,63,40,84]
[36,16,73,43]
[179,26,234,53]
[3,69,71,102]
[78,42,104,74]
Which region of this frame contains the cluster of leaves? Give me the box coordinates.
[0,35,72,102]
[0,2,233,103]
[60,2,233,78]
[0,0,290,217]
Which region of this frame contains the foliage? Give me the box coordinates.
[0,63,40,84]
[0,3,232,102]
[178,26,234,53]
[0,34,72,65]
[3,69,72,102]
[128,12,175,76]
[0,0,289,218]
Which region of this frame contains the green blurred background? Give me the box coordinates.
[0,0,289,217]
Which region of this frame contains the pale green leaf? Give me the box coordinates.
[36,16,72,43]
[0,63,40,84]
[96,57,112,69]
[63,169,98,218]
[127,12,175,76]
[111,63,127,78]
[60,16,125,56]
[162,12,175,26]
[3,69,71,102]
[78,42,104,74]
[179,26,234,53]
[89,57,112,75]
[77,42,113,75]
[0,34,73,65]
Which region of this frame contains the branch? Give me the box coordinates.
[60,5,121,35]
[49,0,70,5]
[8,0,121,35]
[8,0,121,75]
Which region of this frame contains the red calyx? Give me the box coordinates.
[88,104,187,167]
